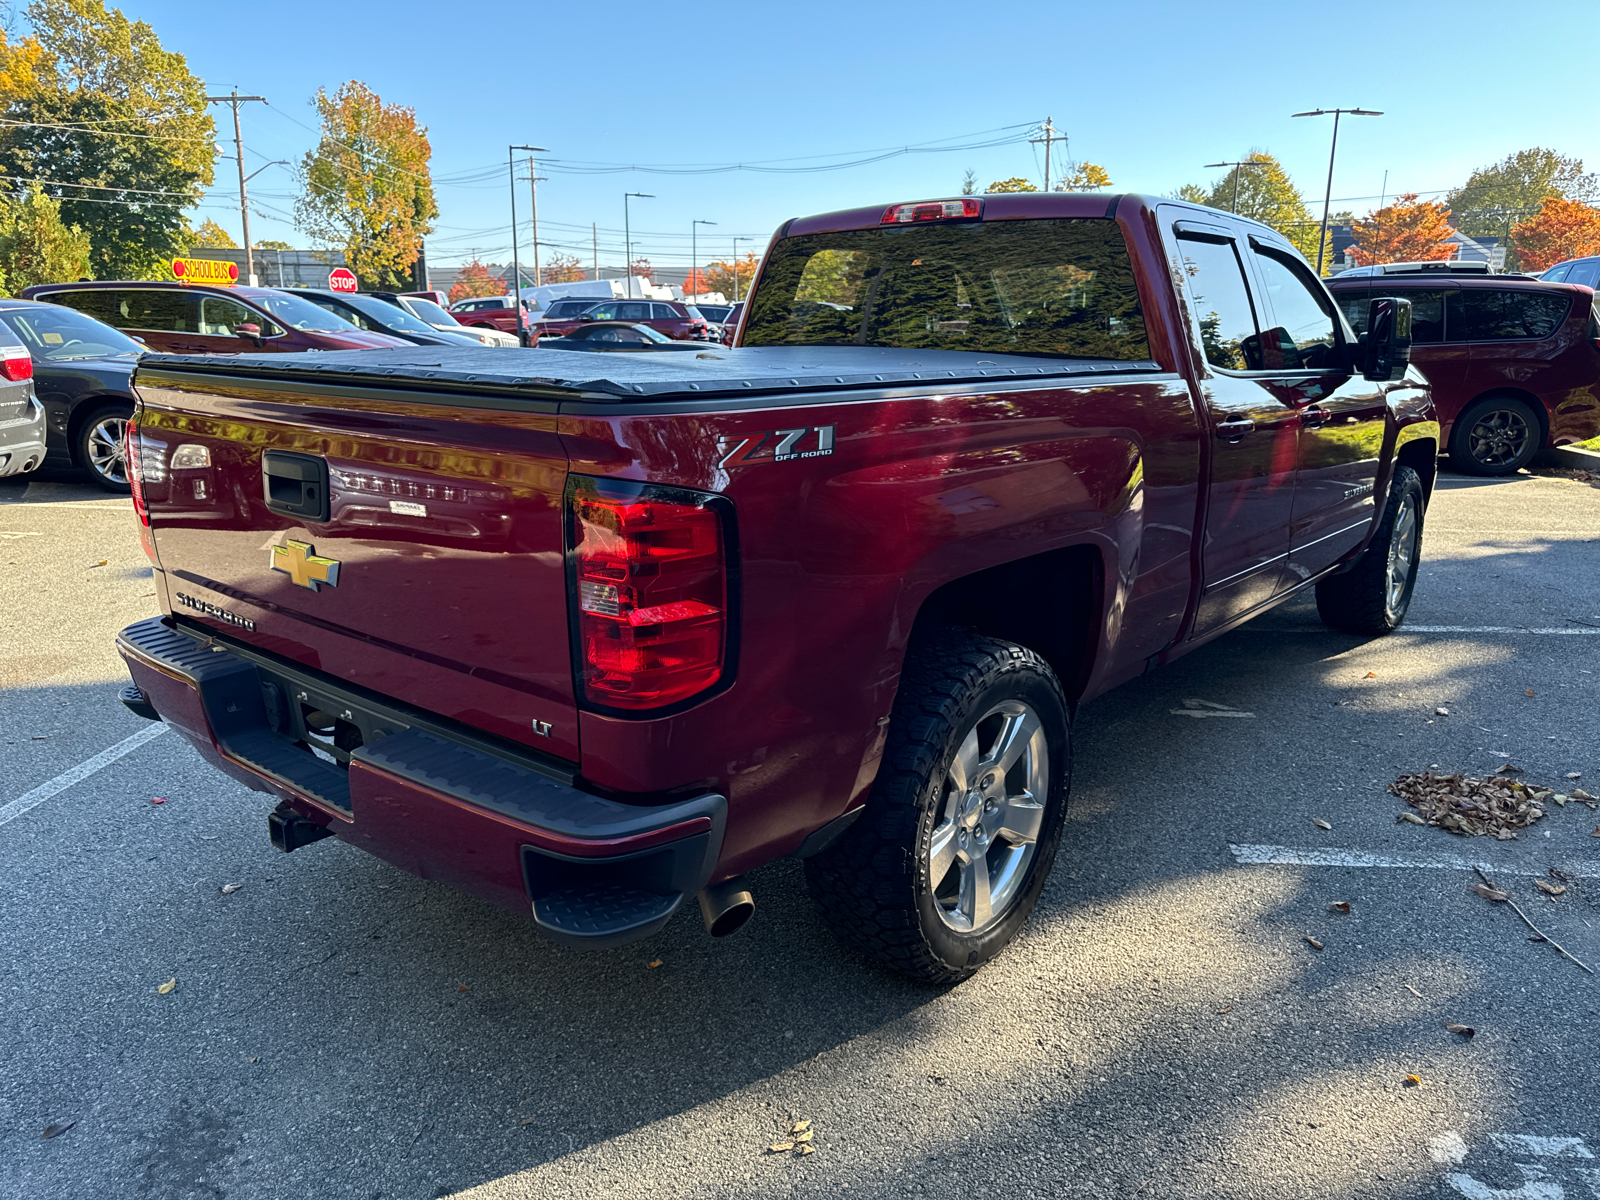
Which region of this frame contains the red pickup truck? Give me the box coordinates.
[115,194,1437,982]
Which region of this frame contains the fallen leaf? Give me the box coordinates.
[91,559,108,567]
[1328,901,1351,913]
[794,1130,815,1143]
[157,977,176,995]
[150,796,166,805]
[1566,772,1583,780]
[1404,1074,1422,1087]
[219,883,241,895]
[1524,689,1536,698]
[1435,707,1450,716]
[1445,1023,1476,1038]
[1573,788,1595,801]
[1592,825,1600,838]
[1364,671,1377,679]
[768,1141,795,1153]
[1216,1004,1232,1014]
[791,1120,811,1134]
[1550,867,1571,882]
[249,1056,259,1063]
[1534,880,1566,896]
[1554,795,1569,807]
[1304,936,1323,951]
[41,1120,76,1139]
[1529,935,1548,943]
[1471,884,1509,902]
[647,960,662,969]
[1404,984,1423,998]
[521,1118,536,1126]
[1397,812,1427,825]
[1312,818,1332,831]
[798,1144,815,1156]
[456,984,469,993]
[198,835,217,840]
[1496,763,1522,775]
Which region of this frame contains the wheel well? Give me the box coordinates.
[911,545,1102,702]
[65,397,134,466]
[1395,437,1438,505]
[1457,389,1550,447]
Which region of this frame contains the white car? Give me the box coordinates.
[392,295,519,347]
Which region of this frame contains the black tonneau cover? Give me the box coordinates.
[133,344,1161,402]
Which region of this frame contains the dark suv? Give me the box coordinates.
[576,299,710,341]
[1328,272,1600,474]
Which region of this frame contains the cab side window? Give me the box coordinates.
[1175,234,1262,371]
[118,291,195,333]
[1250,250,1338,370]
[47,290,118,324]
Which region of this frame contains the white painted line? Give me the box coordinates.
[0,724,168,829]
[1172,697,1255,718]
[0,500,133,510]
[1228,843,1600,878]
[1250,626,1600,635]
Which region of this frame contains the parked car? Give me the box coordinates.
[577,299,711,341]
[696,303,734,324]
[529,297,608,340]
[0,317,44,482]
[448,295,535,338]
[118,192,1435,983]
[19,282,410,355]
[282,289,487,349]
[1335,260,1495,279]
[537,321,714,352]
[368,293,518,348]
[0,299,143,491]
[1537,256,1600,289]
[401,290,452,310]
[1328,272,1600,474]
[720,301,744,345]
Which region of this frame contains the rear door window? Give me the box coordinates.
[1540,264,1571,283]
[1174,234,1261,371]
[44,290,119,324]
[115,290,196,333]
[1446,288,1570,341]
[1565,260,1600,289]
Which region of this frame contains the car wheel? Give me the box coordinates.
[1448,395,1541,476]
[804,630,1071,984]
[1314,464,1426,636]
[75,404,134,493]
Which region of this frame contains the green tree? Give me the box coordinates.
[705,252,758,300]
[255,239,292,251]
[189,218,237,248]
[1446,149,1597,238]
[1054,162,1111,191]
[294,80,437,290]
[0,181,91,291]
[986,176,1038,194]
[1177,153,1328,270]
[960,168,977,196]
[0,1,214,279]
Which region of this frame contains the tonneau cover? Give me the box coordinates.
[134,344,1162,402]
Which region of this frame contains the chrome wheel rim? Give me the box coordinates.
[86,415,130,484]
[928,699,1048,935]
[1467,407,1531,468]
[1386,492,1419,617]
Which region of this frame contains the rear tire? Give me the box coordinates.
[804,631,1071,984]
[74,404,134,493]
[1448,394,1541,476]
[1315,464,1425,635]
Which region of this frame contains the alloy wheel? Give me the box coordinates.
[86,415,130,485]
[1385,491,1419,619]
[1467,408,1531,468]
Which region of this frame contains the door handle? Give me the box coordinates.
[1300,406,1330,428]
[1214,418,1255,441]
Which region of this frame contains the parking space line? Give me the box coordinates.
[0,724,168,829]
[1249,626,1600,635]
[1229,843,1600,877]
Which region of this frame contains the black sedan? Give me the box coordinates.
[281,289,488,348]
[0,299,142,491]
[536,322,714,352]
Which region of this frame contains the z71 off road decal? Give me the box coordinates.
[717,425,835,468]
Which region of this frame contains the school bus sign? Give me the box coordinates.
[170,258,239,286]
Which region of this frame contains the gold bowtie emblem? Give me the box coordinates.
[270,539,341,591]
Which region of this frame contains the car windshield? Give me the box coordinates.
[251,292,362,332]
[0,305,144,360]
[402,297,460,326]
[631,324,672,343]
[742,218,1151,360]
[334,294,438,335]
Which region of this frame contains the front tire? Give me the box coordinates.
[1448,394,1541,476]
[75,404,134,493]
[1315,464,1425,635]
[804,632,1071,984]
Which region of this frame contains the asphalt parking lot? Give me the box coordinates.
[2,464,1598,1200]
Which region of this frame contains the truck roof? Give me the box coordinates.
[132,344,1162,403]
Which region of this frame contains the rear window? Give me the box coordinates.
[1448,289,1569,341]
[741,218,1150,360]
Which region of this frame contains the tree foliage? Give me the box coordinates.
[1446,148,1597,238]
[188,218,237,248]
[0,0,214,279]
[704,252,758,300]
[294,80,437,290]
[627,256,651,280]
[1350,194,1456,266]
[1509,197,1600,271]
[960,168,977,196]
[1054,162,1111,191]
[0,182,90,292]
[985,177,1038,194]
[447,258,502,304]
[1177,153,1328,269]
[255,239,292,251]
[540,253,584,285]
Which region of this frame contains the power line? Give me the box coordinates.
[0,117,214,143]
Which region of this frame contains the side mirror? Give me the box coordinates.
[578,314,596,323]
[235,323,261,338]
[1361,296,1413,382]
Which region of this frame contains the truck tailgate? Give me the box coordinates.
[132,364,578,761]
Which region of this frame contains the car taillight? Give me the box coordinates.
[1,347,33,380]
[126,417,157,561]
[881,198,982,225]
[567,478,732,712]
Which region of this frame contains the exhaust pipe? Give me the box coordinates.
[697,876,755,938]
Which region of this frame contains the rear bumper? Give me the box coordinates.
[116,616,726,948]
[0,399,46,478]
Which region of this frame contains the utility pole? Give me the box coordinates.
[731,237,744,302]
[592,223,599,281]
[624,192,653,297]
[205,92,268,284]
[1030,117,1069,192]
[691,219,716,300]
[1292,107,1383,275]
[1202,159,1268,214]
[507,143,546,344]
[525,155,546,287]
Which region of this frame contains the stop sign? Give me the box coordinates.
[328,267,358,293]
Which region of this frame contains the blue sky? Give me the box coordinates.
[92,0,1600,274]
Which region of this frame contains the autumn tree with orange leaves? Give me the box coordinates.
[1509,197,1600,271]
[539,253,585,285]
[1350,194,1457,266]
[447,259,502,304]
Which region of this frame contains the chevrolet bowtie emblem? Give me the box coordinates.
[270,539,341,591]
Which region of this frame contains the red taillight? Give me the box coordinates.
[881,198,982,225]
[1,348,33,381]
[568,480,730,712]
[126,418,157,561]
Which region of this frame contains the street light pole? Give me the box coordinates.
[731,237,745,302]
[1292,107,1382,275]
[691,220,716,299]
[1203,159,1269,214]
[624,193,653,298]
[508,144,546,344]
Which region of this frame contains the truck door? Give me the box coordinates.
[1242,238,1388,580]
[1166,220,1299,638]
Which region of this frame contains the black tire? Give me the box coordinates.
[1315,464,1425,636]
[1447,394,1541,476]
[804,631,1071,984]
[74,403,134,493]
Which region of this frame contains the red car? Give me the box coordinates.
[448,295,535,338]
[1328,268,1600,474]
[20,282,408,355]
[577,298,711,341]
[530,296,611,340]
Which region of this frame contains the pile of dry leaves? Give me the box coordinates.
[1389,771,1558,839]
